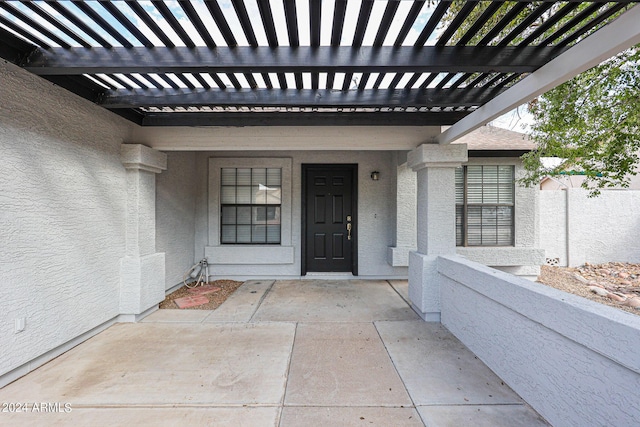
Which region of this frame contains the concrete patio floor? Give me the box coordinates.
[0,280,550,426]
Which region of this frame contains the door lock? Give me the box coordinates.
[346,215,352,240]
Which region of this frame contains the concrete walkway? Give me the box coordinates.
[0,280,549,426]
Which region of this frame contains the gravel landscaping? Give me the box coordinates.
[159,280,244,310]
[538,263,640,316]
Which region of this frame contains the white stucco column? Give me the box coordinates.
[119,144,167,319]
[388,152,417,267]
[408,143,468,321]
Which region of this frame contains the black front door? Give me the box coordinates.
[302,165,357,274]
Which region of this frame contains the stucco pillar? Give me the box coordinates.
[119,144,167,318]
[408,143,468,321]
[388,153,417,266]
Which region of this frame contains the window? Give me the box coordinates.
[220,168,282,244]
[456,165,514,246]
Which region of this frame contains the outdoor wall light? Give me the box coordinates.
[370,171,380,181]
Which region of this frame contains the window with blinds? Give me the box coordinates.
[221,168,282,244]
[456,165,515,247]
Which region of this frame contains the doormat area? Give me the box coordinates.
[159,280,243,310]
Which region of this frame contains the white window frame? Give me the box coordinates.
[206,157,294,265]
[456,164,515,247]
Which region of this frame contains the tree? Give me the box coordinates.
[521,47,640,195]
[440,2,639,195]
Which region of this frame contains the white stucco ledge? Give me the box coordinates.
[205,246,295,265]
[456,247,545,266]
[438,255,640,373]
[437,254,640,427]
[121,144,167,173]
[387,246,415,267]
[407,143,468,171]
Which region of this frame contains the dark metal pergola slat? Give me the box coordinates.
[20,2,92,49]
[0,14,50,49]
[436,1,479,47]
[73,2,134,48]
[519,2,582,46]
[0,0,636,127]
[557,2,629,49]
[539,2,606,47]
[126,2,173,48]
[24,46,563,75]
[456,2,504,45]
[153,0,196,48]
[477,2,529,46]
[0,2,70,48]
[496,3,555,47]
[46,2,113,48]
[140,111,471,127]
[179,0,217,48]
[101,2,154,48]
[102,87,500,109]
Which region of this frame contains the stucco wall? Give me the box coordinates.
[387,155,418,267]
[539,190,568,265]
[0,61,132,378]
[540,189,640,266]
[156,152,197,290]
[194,151,407,279]
[439,255,640,427]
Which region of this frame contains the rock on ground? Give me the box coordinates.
[538,264,640,316]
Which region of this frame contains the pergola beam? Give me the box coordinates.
[438,4,640,144]
[24,46,563,75]
[100,87,504,109]
[138,111,469,127]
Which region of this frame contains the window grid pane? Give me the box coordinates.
[221,167,282,244]
[456,165,514,247]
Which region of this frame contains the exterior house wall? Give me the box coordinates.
[193,150,408,279]
[439,255,640,427]
[156,152,197,290]
[0,61,133,382]
[540,189,640,266]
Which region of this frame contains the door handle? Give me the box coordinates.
[346,221,352,240]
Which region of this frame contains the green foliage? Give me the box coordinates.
[438,1,639,196]
[521,47,640,196]
[443,1,540,45]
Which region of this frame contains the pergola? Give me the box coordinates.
[1,1,638,134]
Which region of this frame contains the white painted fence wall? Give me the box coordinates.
[540,189,640,266]
[438,255,640,427]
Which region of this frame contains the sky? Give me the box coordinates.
[491,105,534,133]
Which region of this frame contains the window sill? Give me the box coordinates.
[205,245,294,265]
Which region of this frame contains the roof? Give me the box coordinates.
[452,125,535,151]
[0,1,637,127]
